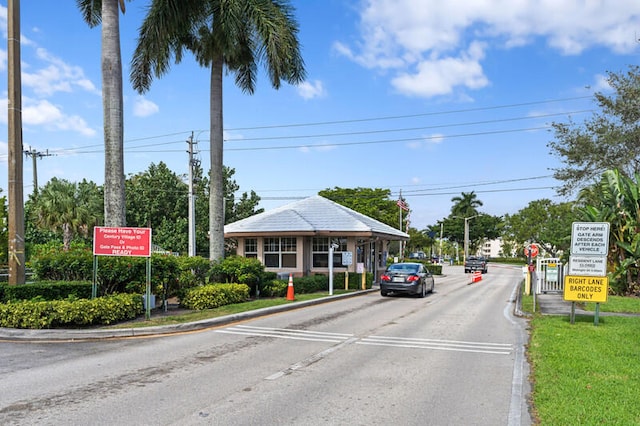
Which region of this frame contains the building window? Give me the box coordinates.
[244,238,257,259]
[263,237,297,268]
[312,237,347,268]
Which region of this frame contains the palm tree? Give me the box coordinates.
[76,0,127,227]
[130,0,306,261]
[451,191,483,218]
[34,178,101,251]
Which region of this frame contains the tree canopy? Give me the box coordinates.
[130,0,306,261]
[318,187,405,230]
[502,199,576,259]
[548,65,640,196]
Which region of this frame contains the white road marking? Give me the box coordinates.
[357,335,513,355]
[215,325,512,355]
[215,325,353,343]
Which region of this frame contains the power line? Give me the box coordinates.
[226,95,593,131]
[223,109,592,142]
[0,95,593,160]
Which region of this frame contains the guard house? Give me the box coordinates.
[223,195,410,282]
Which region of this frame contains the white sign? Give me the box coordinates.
[342,251,353,266]
[569,256,607,276]
[571,222,610,256]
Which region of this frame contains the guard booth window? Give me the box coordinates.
[263,237,297,268]
[312,237,347,268]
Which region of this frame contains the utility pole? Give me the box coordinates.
[186,133,200,257]
[24,148,54,195]
[7,0,24,285]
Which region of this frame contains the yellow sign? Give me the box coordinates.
[564,275,608,303]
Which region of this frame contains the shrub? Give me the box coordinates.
[333,272,374,290]
[208,256,266,296]
[180,283,250,310]
[288,275,328,293]
[0,281,92,302]
[30,246,93,281]
[175,256,211,299]
[261,279,288,297]
[0,293,143,329]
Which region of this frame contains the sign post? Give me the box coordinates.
[93,227,153,319]
[565,222,609,325]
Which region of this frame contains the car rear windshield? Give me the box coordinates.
[388,264,419,273]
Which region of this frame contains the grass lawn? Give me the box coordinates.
[524,294,640,425]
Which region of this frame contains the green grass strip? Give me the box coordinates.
[529,315,640,425]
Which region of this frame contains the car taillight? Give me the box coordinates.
[407,275,420,282]
[381,274,390,281]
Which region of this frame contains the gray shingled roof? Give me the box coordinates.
[224,195,409,240]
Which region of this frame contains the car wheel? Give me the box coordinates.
[381,289,389,297]
[420,283,427,298]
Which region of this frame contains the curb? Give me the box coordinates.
[0,289,378,342]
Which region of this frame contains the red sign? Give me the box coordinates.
[524,244,539,258]
[93,227,152,257]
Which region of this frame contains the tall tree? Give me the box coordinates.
[318,187,402,229]
[502,199,576,258]
[450,191,483,218]
[224,167,263,224]
[548,65,640,196]
[77,0,128,226]
[130,0,306,261]
[33,178,102,251]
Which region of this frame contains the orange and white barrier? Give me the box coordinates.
[470,271,482,284]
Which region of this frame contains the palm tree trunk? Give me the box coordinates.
[102,0,126,227]
[209,54,225,261]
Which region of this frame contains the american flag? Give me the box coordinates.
[396,199,409,211]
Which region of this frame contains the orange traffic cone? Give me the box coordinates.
[286,273,295,301]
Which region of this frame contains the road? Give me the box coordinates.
[0,264,531,425]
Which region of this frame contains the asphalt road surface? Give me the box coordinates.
[0,264,532,425]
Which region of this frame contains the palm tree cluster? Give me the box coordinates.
[76,0,306,261]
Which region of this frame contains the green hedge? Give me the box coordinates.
[30,246,209,297]
[0,281,92,302]
[0,293,143,329]
[180,283,250,310]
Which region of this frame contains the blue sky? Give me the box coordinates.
[1,1,639,230]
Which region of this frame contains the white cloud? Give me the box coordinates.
[392,42,488,97]
[133,96,159,117]
[298,143,337,153]
[22,98,96,136]
[339,0,640,98]
[592,74,613,92]
[296,80,326,100]
[408,133,445,149]
[22,47,98,96]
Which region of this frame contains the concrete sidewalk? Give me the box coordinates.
[535,292,640,317]
[535,293,589,315]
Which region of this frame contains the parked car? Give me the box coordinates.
[408,251,426,260]
[380,262,435,297]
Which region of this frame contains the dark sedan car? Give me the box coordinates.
[380,262,435,297]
